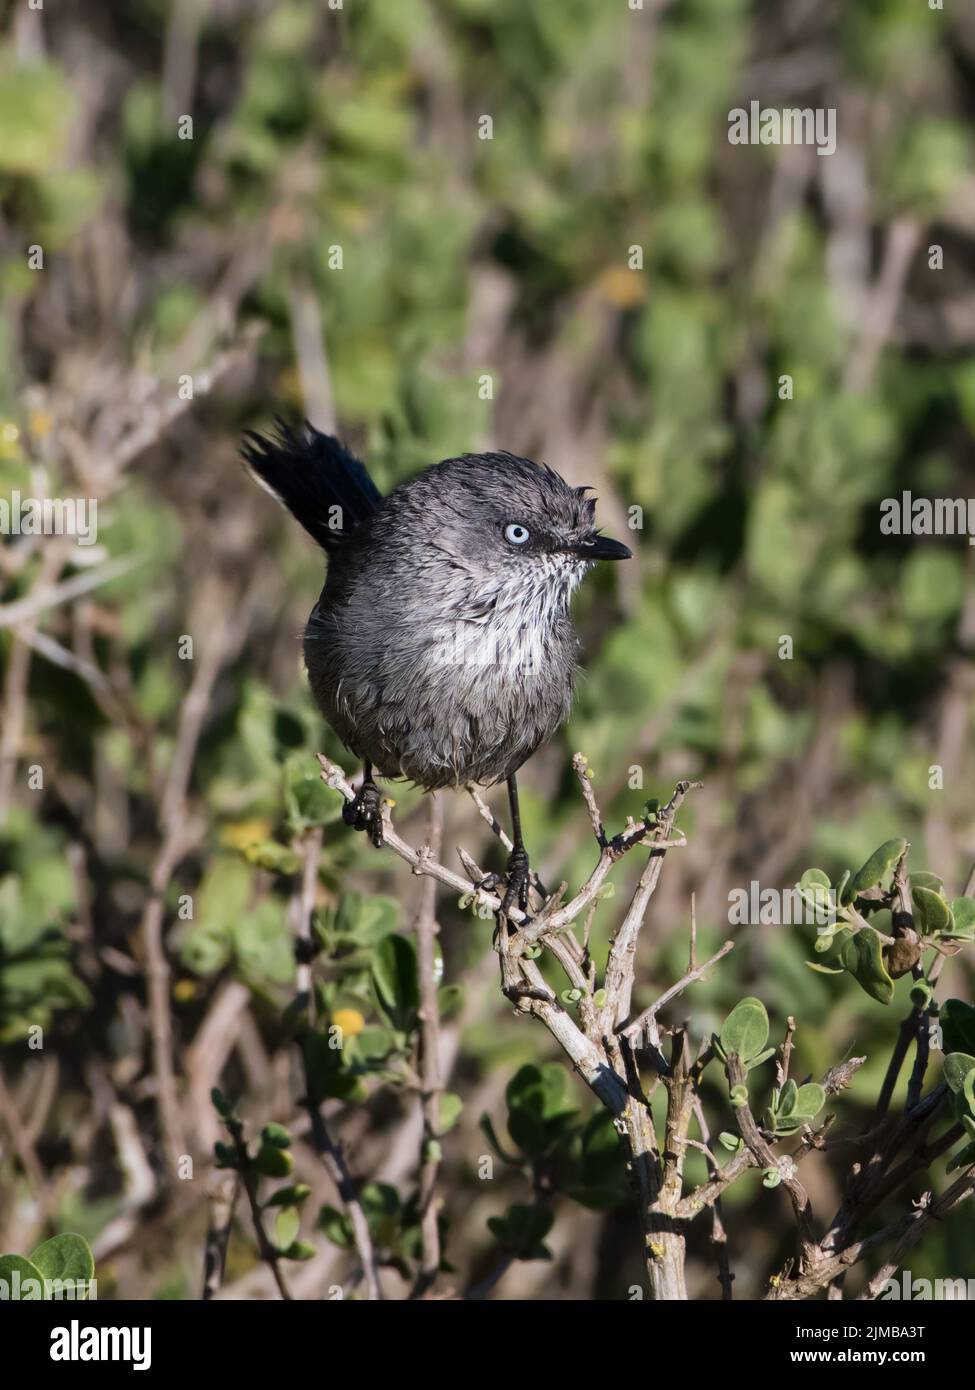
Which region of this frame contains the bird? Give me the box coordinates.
[242,419,631,915]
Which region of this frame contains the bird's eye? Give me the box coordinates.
[504,523,531,546]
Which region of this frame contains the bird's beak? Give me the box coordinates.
[566,532,632,562]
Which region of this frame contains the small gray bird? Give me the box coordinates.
[242,420,631,913]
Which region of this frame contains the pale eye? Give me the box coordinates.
[504,523,531,546]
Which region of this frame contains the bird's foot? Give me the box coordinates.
[342,777,384,847]
[500,843,531,918]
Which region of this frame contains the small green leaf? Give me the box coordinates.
[850,839,906,896]
[909,871,944,895]
[255,1144,294,1178]
[719,997,769,1063]
[260,1123,291,1149]
[911,981,934,1009]
[29,1234,94,1287]
[0,1254,45,1297]
[436,1092,463,1136]
[946,899,975,940]
[941,999,975,1055]
[210,1087,232,1118]
[317,1205,353,1249]
[372,933,419,1029]
[913,886,950,935]
[841,926,895,1005]
[776,1080,798,1118]
[793,1082,826,1118]
[943,1053,975,1094]
[266,1184,311,1208]
[762,1169,781,1188]
[745,1047,777,1070]
[275,1207,300,1251]
[718,1131,743,1152]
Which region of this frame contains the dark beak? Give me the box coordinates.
[567,532,632,562]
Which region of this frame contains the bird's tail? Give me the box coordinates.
[241,418,382,551]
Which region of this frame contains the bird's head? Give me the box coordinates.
[409,452,631,591]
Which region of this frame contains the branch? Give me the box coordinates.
[410,795,446,1299]
[290,828,385,1301]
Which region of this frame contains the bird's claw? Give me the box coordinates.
[342,778,384,847]
[500,844,531,918]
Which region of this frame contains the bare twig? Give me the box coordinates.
[411,796,446,1298]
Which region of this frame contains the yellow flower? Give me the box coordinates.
[593,265,648,309]
[220,818,273,850]
[332,1008,365,1038]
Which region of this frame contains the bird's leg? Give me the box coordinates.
[500,772,531,918]
[342,760,384,847]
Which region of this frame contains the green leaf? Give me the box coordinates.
[913,886,950,935]
[850,839,906,896]
[265,1184,311,1208]
[718,1131,743,1153]
[841,926,895,1005]
[506,1063,574,1123]
[946,899,975,940]
[317,1205,353,1249]
[0,1253,45,1297]
[909,871,944,895]
[776,1080,798,1118]
[284,759,339,830]
[487,1203,553,1259]
[793,1082,826,1119]
[260,1123,291,1149]
[479,1113,522,1165]
[255,1144,294,1178]
[436,1092,463,1136]
[718,997,769,1063]
[798,868,831,892]
[505,1063,576,1158]
[210,1087,232,1118]
[274,1207,300,1251]
[371,933,419,1030]
[943,1053,975,1095]
[941,999,975,1056]
[29,1234,94,1288]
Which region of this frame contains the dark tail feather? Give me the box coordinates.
[241,418,382,551]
